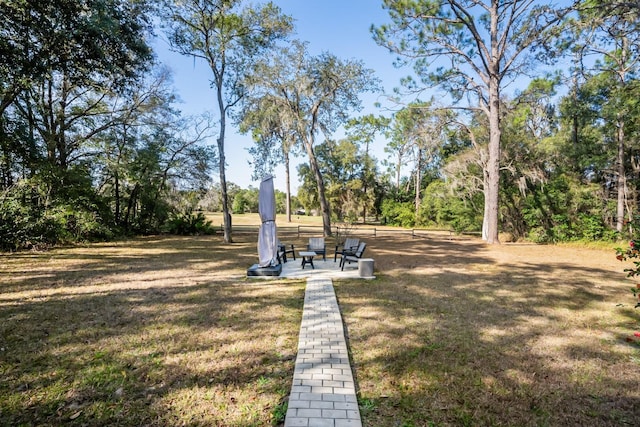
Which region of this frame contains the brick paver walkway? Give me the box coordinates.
[284,277,362,427]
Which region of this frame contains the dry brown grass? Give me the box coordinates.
[2,225,639,426]
[0,235,304,426]
[335,235,640,426]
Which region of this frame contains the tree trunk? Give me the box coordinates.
[396,153,402,189]
[56,76,71,172]
[361,188,368,223]
[216,84,233,243]
[124,183,139,231]
[482,169,490,241]
[0,117,12,189]
[616,115,626,232]
[114,124,127,226]
[218,135,232,243]
[285,149,291,223]
[485,98,500,244]
[484,2,501,244]
[485,79,501,244]
[303,138,332,236]
[114,171,121,225]
[616,38,629,233]
[415,147,422,221]
[362,140,370,222]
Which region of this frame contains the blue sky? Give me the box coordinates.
[154,0,407,192]
[154,1,571,193]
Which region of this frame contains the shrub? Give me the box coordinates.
[0,192,39,251]
[577,213,617,241]
[614,217,640,343]
[1,170,119,250]
[165,209,216,235]
[380,200,415,227]
[420,181,482,232]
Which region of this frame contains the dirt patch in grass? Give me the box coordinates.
[0,236,304,426]
[335,234,640,426]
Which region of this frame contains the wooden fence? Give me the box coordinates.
[216,223,479,239]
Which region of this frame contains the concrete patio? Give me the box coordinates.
[276,252,375,280]
[280,257,359,279]
[247,253,374,280]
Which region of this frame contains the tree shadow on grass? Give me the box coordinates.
[335,235,640,426]
[1,236,260,293]
[0,236,305,426]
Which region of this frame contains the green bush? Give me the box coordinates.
[0,172,116,251]
[0,193,38,251]
[527,226,552,244]
[232,192,247,214]
[521,174,615,243]
[526,212,615,243]
[550,214,574,241]
[165,209,216,235]
[420,181,482,232]
[614,218,640,341]
[577,213,617,241]
[380,200,415,227]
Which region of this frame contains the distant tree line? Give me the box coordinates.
[198,182,303,216]
[242,0,640,244]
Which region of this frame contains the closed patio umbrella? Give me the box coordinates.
[257,175,278,267]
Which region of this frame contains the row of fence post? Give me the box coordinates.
[218,223,460,238]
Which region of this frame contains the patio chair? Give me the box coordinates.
[277,241,295,264]
[334,237,360,262]
[340,242,367,270]
[307,237,326,261]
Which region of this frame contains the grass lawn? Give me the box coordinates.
[0,235,304,426]
[336,236,640,426]
[1,220,639,426]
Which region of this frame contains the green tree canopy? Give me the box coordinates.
[373,0,570,243]
[241,40,380,235]
[163,0,292,242]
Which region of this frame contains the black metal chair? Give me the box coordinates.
[277,242,295,263]
[340,242,367,270]
[334,237,360,262]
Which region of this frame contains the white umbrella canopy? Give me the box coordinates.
[257,175,278,267]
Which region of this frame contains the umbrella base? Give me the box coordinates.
[246,263,282,277]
